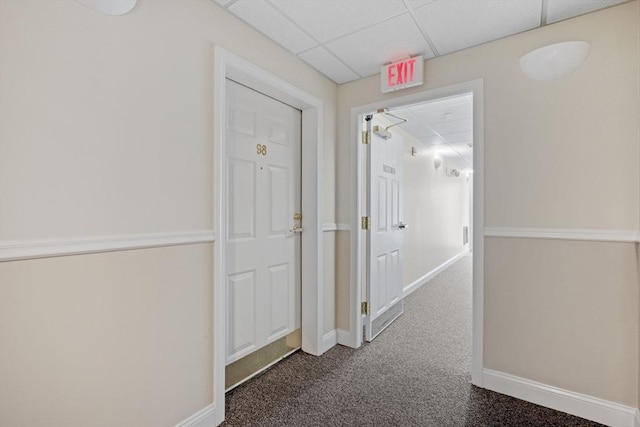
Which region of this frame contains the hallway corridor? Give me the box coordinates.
[222,256,601,426]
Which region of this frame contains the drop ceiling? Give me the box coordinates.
[213,0,629,84]
[391,94,473,171]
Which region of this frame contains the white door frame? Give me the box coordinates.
[348,79,484,387]
[213,46,324,425]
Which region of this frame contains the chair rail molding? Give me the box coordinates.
[0,230,216,262]
[484,227,640,243]
[322,223,351,232]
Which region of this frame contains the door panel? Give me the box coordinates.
[366,118,405,341]
[227,271,257,357]
[268,263,290,337]
[269,166,290,235]
[225,79,301,372]
[228,159,256,240]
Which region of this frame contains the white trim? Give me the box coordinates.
[174,404,216,427]
[634,409,640,427]
[403,249,470,298]
[213,46,323,426]
[336,328,356,348]
[483,369,636,427]
[322,223,337,232]
[484,227,640,243]
[322,223,351,232]
[321,330,337,353]
[0,230,216,262]
[349,78,485,387]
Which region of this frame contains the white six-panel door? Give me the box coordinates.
[225,79,301,363]
[365,120,405,342]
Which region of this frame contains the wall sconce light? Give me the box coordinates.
[76,0,137,15]
[519,41,590,81]
[446,168,461,177]
[433,155,442,170]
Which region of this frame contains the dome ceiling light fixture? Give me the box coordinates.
[76,0,137,16]
[519,41,591,81]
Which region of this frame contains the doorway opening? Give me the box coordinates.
[349,80,484,386]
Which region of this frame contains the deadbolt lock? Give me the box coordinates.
[293,213,302,221]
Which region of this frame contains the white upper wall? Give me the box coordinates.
[0,0,338,242]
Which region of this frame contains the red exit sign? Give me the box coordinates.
[380,56,424,93]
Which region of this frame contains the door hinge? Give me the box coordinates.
[361,301,369,315]
[362,130,370,145]
[361,216,370,230]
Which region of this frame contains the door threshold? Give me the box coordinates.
[225,347,300,393]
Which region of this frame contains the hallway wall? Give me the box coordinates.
[0,1,337,426]
[394,122,471,288]
[337,0,639,408]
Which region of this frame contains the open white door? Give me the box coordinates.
[365,117,405,342]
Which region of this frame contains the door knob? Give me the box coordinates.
[288,225,304,235]
[398,221,408,230]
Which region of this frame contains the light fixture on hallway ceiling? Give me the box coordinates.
[76,0,137,15]
[372,108,407,140]
[519,41,590,81]
[446,168,461,177]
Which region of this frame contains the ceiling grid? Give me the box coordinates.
[213,0,630,169]
[215,0,629,84]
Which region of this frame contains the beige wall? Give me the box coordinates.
[399,126,470,286]
[336,0,639,407]
[0,0,338,425]
[485,238,638,406]
[0,245,213,426]
[0,0,337,240]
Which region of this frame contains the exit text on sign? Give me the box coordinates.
[381,56,424,93]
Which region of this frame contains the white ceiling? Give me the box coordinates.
[214,0,629,84]
[391,94,473,171]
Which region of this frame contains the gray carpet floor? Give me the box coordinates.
[222,255,602,426]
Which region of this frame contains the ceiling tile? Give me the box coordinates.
[270,0,409,43]
[430,118,473,136]
[546,0,629,24]
[404,0,437,10]
[325,14,434,77]
[448,141,473,155]
[229,0,318,54]
[298,47,360,84]
[414,0,541,55]
[410,104,471,127]
[441,131,472,143]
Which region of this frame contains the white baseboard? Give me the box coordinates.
[336,328,357,348]
[174,403,217,427]
[635,409,640,427]
[321,330,337,353]
[483,369,636,427]
[403,248,470,298]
